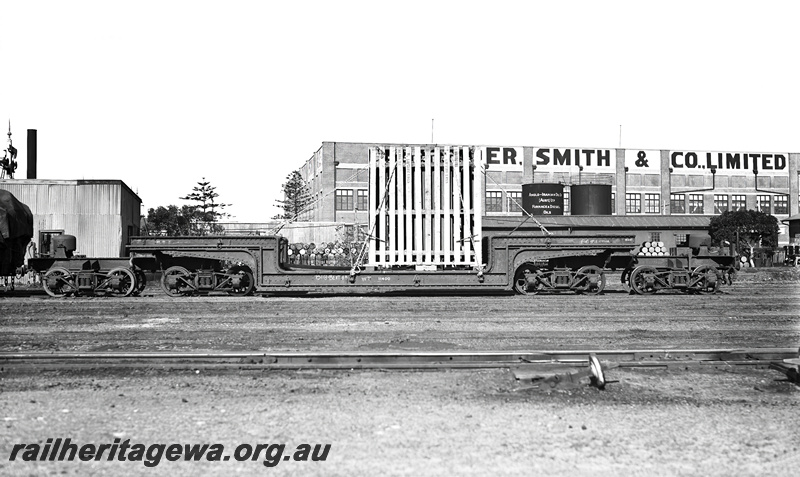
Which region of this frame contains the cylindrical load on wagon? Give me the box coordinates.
[522,183,564,216]
[570,184,613,215]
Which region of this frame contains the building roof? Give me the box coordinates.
[0,178,142,203]
[484,215,712,230]
[781,214,800,223]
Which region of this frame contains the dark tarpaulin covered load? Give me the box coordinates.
[0,189,34,275]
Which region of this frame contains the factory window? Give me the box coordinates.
[644,193,660,214]
[506,191,522,213]
[774,195,788,214]
[356,190,368,212]
[670,194,686,214]
[757,195,771,214]
[713,195,728,214]
[689,194,704,214]
[674,234,688,246]
[485,191,503,213]
[625,193,641,214]
[650,232,661,242]
[335,189,354,211]
[563,190,570,214]
[731,195,746,212]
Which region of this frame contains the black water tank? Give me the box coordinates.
[522,183,564,216]
[571,184,612,215]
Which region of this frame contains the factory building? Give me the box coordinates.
[298,142,799,246]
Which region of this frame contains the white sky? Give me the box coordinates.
[2,1,799,222]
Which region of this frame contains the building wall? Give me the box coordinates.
[299,142,799,245]
[0,179,142,257]
[218,221,346,244]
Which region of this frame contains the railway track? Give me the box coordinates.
[1,348,796,372]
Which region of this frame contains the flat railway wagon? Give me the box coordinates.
[26,232,736,297]
[119,233,732,297]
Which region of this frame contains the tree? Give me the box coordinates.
[180,178,231,235]
[273,170,312,221]
[708,210,780,265]
[145,205,194,236]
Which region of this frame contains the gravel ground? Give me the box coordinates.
[1,367,798,476]
[0,268,798,476]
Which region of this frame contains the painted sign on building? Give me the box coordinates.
[481,146,524,171]
[624,149,661,172]
[534,148,615,172]
[669,150,787,175]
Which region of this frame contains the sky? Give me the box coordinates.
[2,1,799,222]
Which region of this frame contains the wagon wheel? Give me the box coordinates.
[101,267,137,297]
[513,264,542,295]
[691,265,720,294]
[574,265,606,295]
[226,266,254,296]
[629,265,659,295]
[134,269,147,295]
[160,266,194,297]
[620,268,633,294]
[43,267,77,297]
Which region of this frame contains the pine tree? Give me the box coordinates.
[274,170,312,221]
[180,178,231,235]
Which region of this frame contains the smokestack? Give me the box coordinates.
[27,129,36,179]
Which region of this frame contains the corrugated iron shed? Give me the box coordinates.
[0,179,141,257]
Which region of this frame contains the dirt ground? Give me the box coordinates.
[0,268,798,476]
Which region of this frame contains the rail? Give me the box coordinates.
[1,348,796,371]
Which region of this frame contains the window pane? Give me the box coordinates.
[485,191,503,212]
[714,195,728,214]
[689,194,704,214]
[650,232,661,242]
[756,195,770,214]
[506,191,522,213]
[335,190,353,211]
[356,190,368,211]
[731,195,746,211]
[670,194,685,214]
[645,193,660,214]
[625,193,641,213]
[774,195,788,214]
